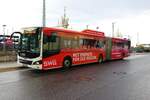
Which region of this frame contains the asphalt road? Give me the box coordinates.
[0,53,150,100]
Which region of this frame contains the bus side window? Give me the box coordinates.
[124,41,130,49]
[95,41,100,48]
[43,35,48,44]
[43,32,60,51]
[61,36,72,49]
[86,39,91,49]
[49,33,57,42]
[118,42,124,49]
[84,39,96,49]
[79,39,87,49]
[95,40,104,48]
[79,39,82,48]
[103,40,106,49]
[72,39,79,49]
[112,42,116,49]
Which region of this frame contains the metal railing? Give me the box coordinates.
[0,43,17,62]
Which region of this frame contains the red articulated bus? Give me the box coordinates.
[12,27,130,70]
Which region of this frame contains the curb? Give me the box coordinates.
[0,66,28,73]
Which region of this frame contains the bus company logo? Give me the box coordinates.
[43,60,57,66]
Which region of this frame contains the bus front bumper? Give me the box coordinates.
[18,58,42,70]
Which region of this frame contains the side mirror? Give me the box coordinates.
[10,32,22,39]
[10,32,22,51]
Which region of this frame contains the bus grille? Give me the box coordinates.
[19,59,32,65]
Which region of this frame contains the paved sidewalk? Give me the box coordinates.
[0,62,26,72]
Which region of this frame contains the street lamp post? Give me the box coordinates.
[137,32,139,45]
[42,0,46,27]
[86,25,89,29]
[112,22,115,37]
[40,0,46,58]
[2,25,6,53]
[112,22,116,37]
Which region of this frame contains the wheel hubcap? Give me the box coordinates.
[99,57,102,63]
[65,60,70,67]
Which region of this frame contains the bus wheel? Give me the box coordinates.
[63,58,72,68]
[98,55,103,64]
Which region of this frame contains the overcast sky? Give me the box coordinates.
[0,0,150,46]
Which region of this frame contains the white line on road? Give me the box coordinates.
[126,54,148,60]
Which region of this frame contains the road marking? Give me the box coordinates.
[126,54,147,59]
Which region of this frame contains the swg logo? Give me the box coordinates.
[43,60,57,66]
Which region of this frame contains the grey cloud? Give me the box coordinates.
[45,0,150,26]
[48,0,150,19]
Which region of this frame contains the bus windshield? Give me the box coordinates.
[19,27,41,58]
[21,34,40,53]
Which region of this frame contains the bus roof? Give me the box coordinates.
[43,27,105,38]
[112,37,130,42]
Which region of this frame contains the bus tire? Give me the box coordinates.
[98,54,103,64]
[63,57,72,69]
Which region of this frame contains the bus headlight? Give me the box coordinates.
[33,60,42,65]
